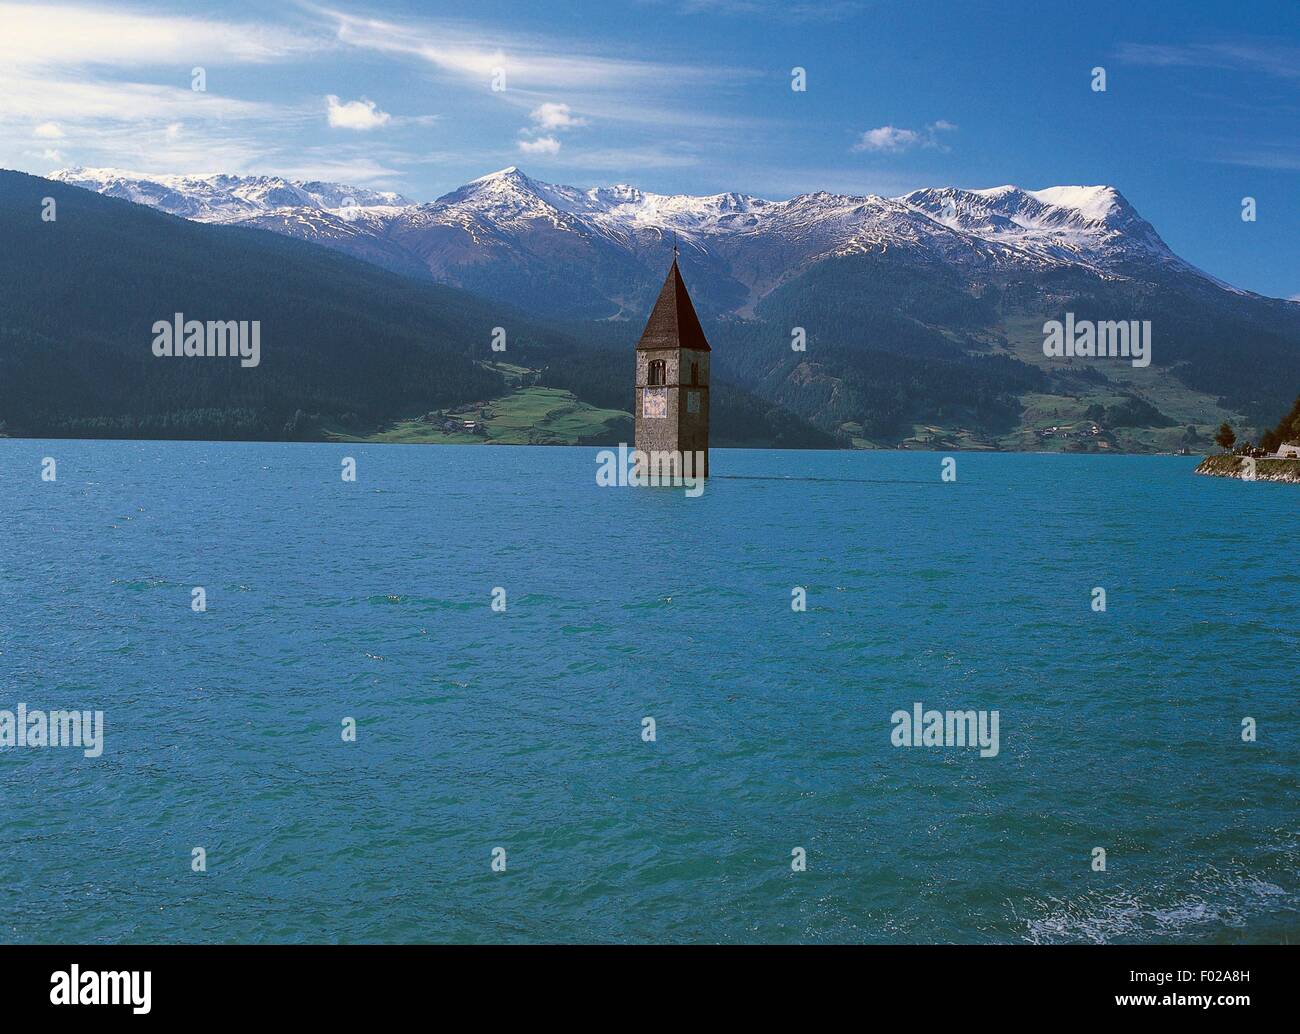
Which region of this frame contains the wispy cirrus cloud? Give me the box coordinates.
[0,70,295,174]
[0,0,766,186]
[314,4,747,91]
[0,1,324,67]
[0,74,277,124]
[1117,39,1300,182]
[1211,148,1300,171]
[650,0,863,21]
[273,155,405,184]
[1115,40,1300,80]
[541,144,703,171]
[301,2,763,172]
[0,2,324,174]
[307,0,760,145]
[0,3,433,183]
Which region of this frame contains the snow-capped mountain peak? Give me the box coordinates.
[899,182,1177,273]
[50,166,412,222]
[472,165,522,181]
[50,164,1223,314]
[1028,185,1126,224]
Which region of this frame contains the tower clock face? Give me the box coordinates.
[643,387,668,418]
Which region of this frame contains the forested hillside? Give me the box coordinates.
[0,171,832,448]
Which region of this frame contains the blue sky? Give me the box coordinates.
[1,0,1297,298]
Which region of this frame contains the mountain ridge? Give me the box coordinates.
[0,168,834,449]
[27,165,1300,451]
[51,165,1244,316]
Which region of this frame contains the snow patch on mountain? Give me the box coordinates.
[50,167,411,223]
[51,164,1240,304]
[1029,185,1124,224]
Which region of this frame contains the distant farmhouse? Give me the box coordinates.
[633,257,711,477]
[1276,441,1300,459]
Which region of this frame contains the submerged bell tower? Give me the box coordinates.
[633,254,711,477]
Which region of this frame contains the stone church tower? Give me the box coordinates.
[634,257,710,477]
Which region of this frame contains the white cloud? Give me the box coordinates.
[670,0,862,18]
[1115,41,1300,80]
[1213,149,1300,171]
[853,126,921,153]
[0,74,274,123]
[0,3,320,176]
[0,1,758,188]
[0,3,323,67]
[272,156,402,184]
[541,145,701,171]
[529,102,586,131]
[853,120,956,153]
[518,135,561,155]
[319,6,750,92]
[326,95,392,130]
[517,101,584,156]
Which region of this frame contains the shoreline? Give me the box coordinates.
[0,433,1224,456]
[1195,454,1300,483]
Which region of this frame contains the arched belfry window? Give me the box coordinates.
[648,359,666,386]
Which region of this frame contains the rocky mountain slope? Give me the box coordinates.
[47,165,1300,450]
[53,165,1226,317]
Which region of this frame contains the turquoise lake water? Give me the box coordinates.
[0,441,1296,943]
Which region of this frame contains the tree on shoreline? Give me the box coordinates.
[1215,422,1236,453]
[1259,393,1300,454]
